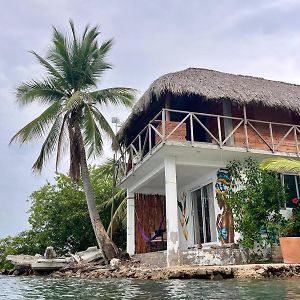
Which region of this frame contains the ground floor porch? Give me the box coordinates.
[123,144,293,266]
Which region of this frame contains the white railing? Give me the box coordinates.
[115,108,300,184]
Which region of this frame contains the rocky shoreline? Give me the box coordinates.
[49,262,300,280]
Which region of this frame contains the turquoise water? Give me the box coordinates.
[1,275,300,299]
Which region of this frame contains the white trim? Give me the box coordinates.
[126,190,135,255]
[128,163,164,193]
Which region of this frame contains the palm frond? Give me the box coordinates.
[260,158,300,175]
[55,114,69,172]
[10,102,62,144]
[87,39,113,81]
[81,104,103,158]
[69,19,77,45]
[29,51,69,91]
[74,29,112,89]
[32,115,65,172]
[47,27,74,88]
[107,192,127,235]
[103,188,126,208]
[91,87,136,107]
[90,106,114,139]
[16,79,66,106]
[93,158,114,178]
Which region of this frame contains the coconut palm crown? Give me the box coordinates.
[10,21,136,261]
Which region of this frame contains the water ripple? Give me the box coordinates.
[1,275,300,299]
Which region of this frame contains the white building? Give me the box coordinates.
[115,68,300,266]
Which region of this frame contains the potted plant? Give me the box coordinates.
[278,197,300,263]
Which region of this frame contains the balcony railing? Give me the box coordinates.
[115,108,300,185]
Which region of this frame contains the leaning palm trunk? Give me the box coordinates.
[75,125,119,261]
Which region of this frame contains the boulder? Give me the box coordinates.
[110,258,121,268]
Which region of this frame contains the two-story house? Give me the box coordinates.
[115,68,300,266]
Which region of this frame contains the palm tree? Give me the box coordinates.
[260,157,300,175]
[10,21,135,262]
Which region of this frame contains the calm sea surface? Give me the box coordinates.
[1,275,300,299]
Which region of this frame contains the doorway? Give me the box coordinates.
[192,183,216,244]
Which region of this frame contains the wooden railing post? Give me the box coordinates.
[294,126,299,157]
[130,145,134,171]
[217,116,222,148]
[124,150,128,174]
[269,123,274,152]
[243,105,249,151]
[149,125,152,153]
[138,134,142,157]
[190,113,194,143]
[162,109,166,141]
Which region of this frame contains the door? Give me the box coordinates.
[192,183,216,244]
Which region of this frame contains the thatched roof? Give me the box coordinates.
[117,68,300,145]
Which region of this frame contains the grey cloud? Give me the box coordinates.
[1,0,300,237]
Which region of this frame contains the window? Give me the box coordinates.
[192,183,216,244]
[281,174,300,208]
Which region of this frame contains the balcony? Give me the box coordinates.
[115,108,300,185]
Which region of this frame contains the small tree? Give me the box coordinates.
[0,164,127,270]
[227,158,287,249]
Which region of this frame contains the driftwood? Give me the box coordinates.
[6,246,105,274]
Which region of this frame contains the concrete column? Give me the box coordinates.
[126,190,135,255]
[164,156,180,266]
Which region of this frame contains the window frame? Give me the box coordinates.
[280,174,300,209]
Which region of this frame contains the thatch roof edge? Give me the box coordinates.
[117,68,300,144]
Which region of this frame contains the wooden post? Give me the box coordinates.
[269,123,274,152]
[222,100,234,146]
[190,113,194,142]
[217,116,222,148]
[294,126,299,157]
[138,135,142,156]
[165,95,171,121]
[149,125,152,153]
[243,105,249,150]
[162,109,166,141]
[130,145,134,171]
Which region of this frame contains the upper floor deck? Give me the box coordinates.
[115,106,300,186]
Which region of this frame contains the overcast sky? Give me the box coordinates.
[1,0,300,238]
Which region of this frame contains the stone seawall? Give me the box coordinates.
[51,263,300,280]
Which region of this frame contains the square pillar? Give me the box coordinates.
[164,156,180,266]
[126,190,135,255]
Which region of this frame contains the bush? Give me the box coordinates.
[227,158,287,249]
[0,164,126,269]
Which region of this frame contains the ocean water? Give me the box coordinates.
[1,275,300,299]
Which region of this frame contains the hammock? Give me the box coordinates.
[135,211,166,242]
